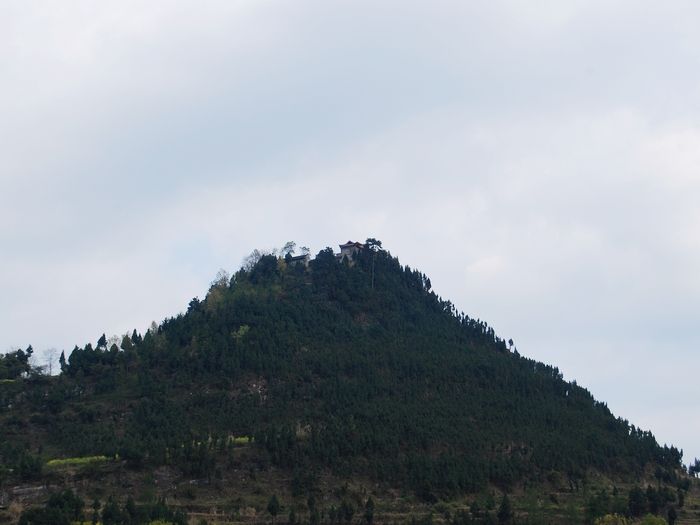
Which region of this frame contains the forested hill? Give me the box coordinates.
[0,240,684,501]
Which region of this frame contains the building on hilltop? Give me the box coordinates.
[337,241,365,262]
[286,253,310,267]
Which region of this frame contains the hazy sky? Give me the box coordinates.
[2,1,699,463]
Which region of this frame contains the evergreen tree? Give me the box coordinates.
[268,495,280,525]
[340,500,355,524]
[497,494,513,523]
[101,496,123,525]
[125,496,137,523]
[91,498,100,525]
[667,507,677,525]
[628,486,647,517]
[646,486,660,515]
[308,495,320,525]
[364,497,375,525]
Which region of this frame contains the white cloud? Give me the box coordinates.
[1,0,700,462]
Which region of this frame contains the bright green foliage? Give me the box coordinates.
[594,515,629,525]
[46,455,108,468]
[640,514,668,525]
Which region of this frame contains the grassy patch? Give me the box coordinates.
[46,455,109,468]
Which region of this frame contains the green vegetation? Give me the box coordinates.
[18,489,83,525]
[639,515,668,525]
[0,345,33,380]
[594,515,629,525]
[0,239,693,523]
[17,490,186,525]
[46,455,110,468]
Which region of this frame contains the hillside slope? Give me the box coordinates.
[0,240,688,522]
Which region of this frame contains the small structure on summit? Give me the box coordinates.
[286,253,310,267]
[338,240,365,262]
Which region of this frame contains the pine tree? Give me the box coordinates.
[628,486,647,517]
[59,351,67,373]
[668,507,677,525]
[497,494,513,524]
[268,495,280,525]
[91,498,100,525]
[364,497,375,525]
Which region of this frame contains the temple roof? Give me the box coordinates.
[339,241,365,249]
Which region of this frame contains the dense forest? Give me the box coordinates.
[0,240,692,524]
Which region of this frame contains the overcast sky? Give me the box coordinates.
[1,1,699,464]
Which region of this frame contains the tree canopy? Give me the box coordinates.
[0,240,686,499]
